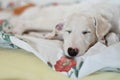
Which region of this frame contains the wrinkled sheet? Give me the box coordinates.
[8,35,120,79]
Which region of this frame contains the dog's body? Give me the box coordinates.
[3,0,120,57]
[3,4,80,35]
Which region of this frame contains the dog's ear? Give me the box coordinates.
[95,16,111,40]
[44,23,64,40]
[55,23,64,32]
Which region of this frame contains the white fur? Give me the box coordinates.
[62,0,120,57]
[3,4,80,34]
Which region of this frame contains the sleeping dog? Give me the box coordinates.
[3,0,120,57]
[41,0,120,57]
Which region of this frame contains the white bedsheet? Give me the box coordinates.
[10,36,120,79]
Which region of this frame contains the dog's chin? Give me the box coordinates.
[64,53,71,58]
[64,52,85,58]
[64,55,74,59]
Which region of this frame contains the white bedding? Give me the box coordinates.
[9,35,120,79]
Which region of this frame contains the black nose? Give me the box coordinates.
[67,47,79,57]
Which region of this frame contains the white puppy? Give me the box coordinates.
[45,0,120,57]
[63,0,120,57]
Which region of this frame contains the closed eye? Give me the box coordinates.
[82,31,91,35]
[65,30,72,34]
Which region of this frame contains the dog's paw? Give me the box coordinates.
[2,18,26,35]
[44,32,56,39]
[3,25,25,35]
[106,32,119,46]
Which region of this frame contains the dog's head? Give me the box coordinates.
[60,13,111,57]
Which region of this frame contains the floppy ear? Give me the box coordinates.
[95,16,111,40]
[55,23,64,32]
[44,23,64,40]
